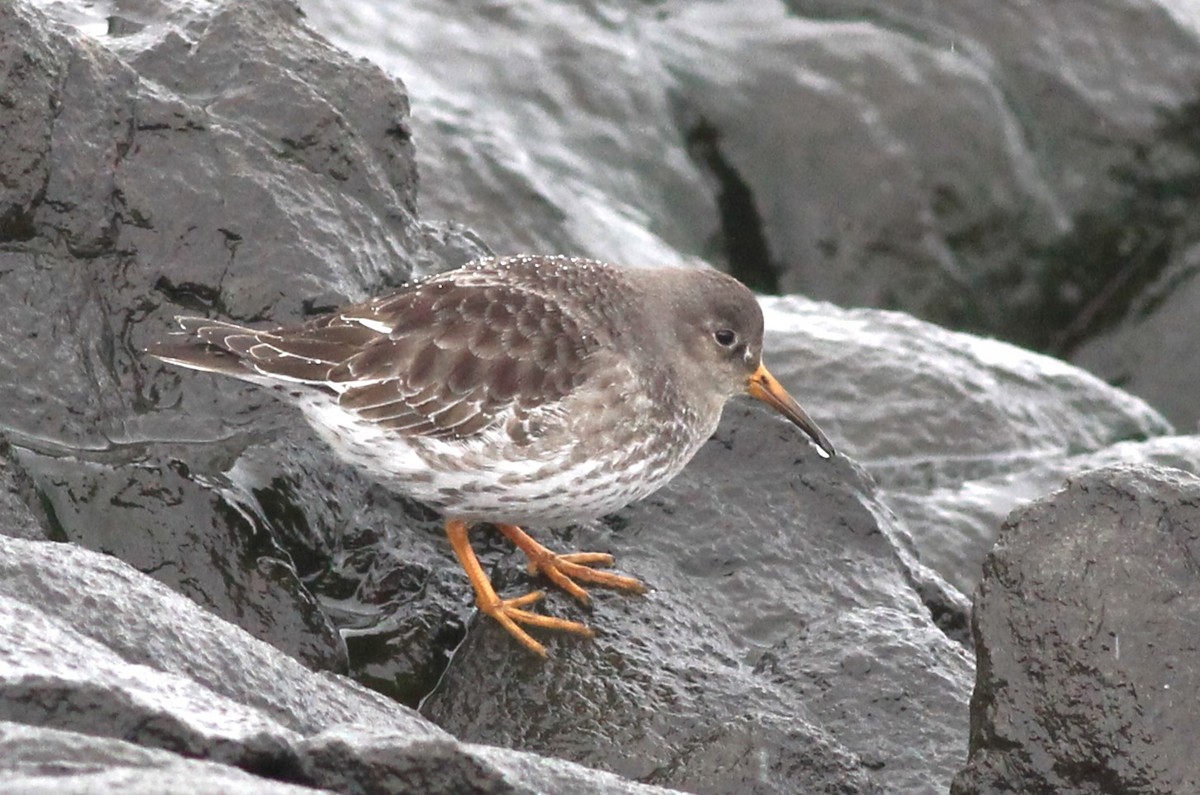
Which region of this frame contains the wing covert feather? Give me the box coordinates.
[330,275,603,441]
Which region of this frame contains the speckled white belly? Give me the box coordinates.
[298,393,708,525]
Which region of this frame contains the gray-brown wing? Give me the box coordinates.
[154,273,607,441]
[329,279,599,440]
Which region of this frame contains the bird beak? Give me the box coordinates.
[746,363,836,459]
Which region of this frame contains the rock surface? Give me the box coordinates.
[882,435,1200,597]
[0,722,331,795]
[953,466,1200,794]
[2,0,1200,793]
[0,0,429,673]
[0,536,679,795]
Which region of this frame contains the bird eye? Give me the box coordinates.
[713,329,737,347]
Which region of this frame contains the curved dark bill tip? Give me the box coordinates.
[746,363,836,459]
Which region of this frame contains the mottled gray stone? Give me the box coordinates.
[0,535,690,794]
[0,722,330,795]
[953,465,1200,794]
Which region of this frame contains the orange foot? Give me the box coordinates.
[496,523,647,604]
[444,519,645,657]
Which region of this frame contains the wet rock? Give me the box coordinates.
[0,536,424,741]
[760,295,1185,600]
[952,465,1200,794]
[0,447,47,542]
[883,435,1200,596]
[5,0,1199,792]
[760,297,1171,492]
[791,1,1200,213]
[756,606,974,793]
[790,3,1200,433]
[0,0,436,670]
[0,0,478,710]
[0,722,330,795]
[298,726,686,795]
[302,1,717,269]
[0,535,688,794]
[1073,260,1200,431]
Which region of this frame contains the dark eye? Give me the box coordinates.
[713,328,737,347]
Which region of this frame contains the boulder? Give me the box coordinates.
[953,465,1200,793]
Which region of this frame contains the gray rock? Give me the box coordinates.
[761,293,1186,600]
[883,435,1200,596]
[952,465,1200,794]
[301,1,717,269]
[1072,252,1200,430]
[0,447,47,542]
[756,606,975,794]
[0,536,424,737]
[0,722,331,795]
[299,726,684,795]
[791,1,1200,213]
[0,0,436,670]
[302,0,1064,319]
[0,536,687,794]
[0,590,301,769]
[760,297,1172,492]
[648,2,1067,320]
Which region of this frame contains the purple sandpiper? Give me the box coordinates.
[150,255,835,656]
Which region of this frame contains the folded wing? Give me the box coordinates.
[150,275,602,442]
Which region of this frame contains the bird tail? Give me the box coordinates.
[145,317,262,379]
[147,316,378,387]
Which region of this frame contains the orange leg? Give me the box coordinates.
[445,519,594,657]
[496,523,648,604]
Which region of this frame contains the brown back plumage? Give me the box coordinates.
[148,259,611,440]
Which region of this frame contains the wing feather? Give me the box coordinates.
[330,277,600,441]
[155,260,620,443]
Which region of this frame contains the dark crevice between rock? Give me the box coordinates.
[0,204,38,243]
[221,746,311,791]
[251,476,326,578]
[295,489,464,707]
[300,297,340,317]
[345,612,466,708]
[1036,205,1176,357]
[684,116,780,295]
[211,495,294,578]
[192,743,318,794]
[1032,92,1200,357]
[913,577,972,649]
[386,120,414,143]
[1,439,65,542]
[153,276,224,315]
